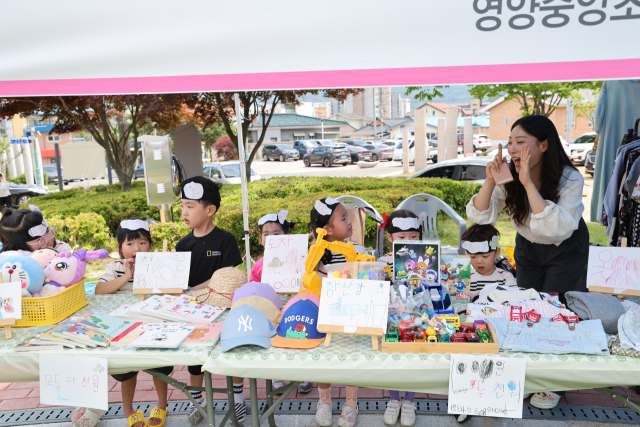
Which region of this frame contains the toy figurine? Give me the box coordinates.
[413,331,426,342]
[473,320,487,331]
[451,333,466,343]
[425,326,436,337]
[464,333,480,343]
[477,329,492,343]
[439,333,451,342]
[427,336,437,343]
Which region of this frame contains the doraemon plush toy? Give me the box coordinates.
[0,256,46,298]
[38,249,109,297]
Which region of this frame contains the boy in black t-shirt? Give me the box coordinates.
[176,176,244,424]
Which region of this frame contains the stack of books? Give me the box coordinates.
[111,295,225,324]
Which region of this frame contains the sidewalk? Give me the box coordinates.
[1,366,638,411]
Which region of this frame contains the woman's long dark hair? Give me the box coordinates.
[504,115,577,226]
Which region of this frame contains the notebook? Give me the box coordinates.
[129,324,195,349]
[156,296,225,323]
[182,323,223,346]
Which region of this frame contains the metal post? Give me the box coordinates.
[504,117,510,141]
[373,88,377,139]
[566,101,574,143]
[23,135,35,185]
[32,127,44,186]
[249,378,259,427]
[54,144,63,192]
[234,93,252,278]
[106,156,113,185]
[321,119,324,139]
[204,372,216,427]
[402,131,409,175]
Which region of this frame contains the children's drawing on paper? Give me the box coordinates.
[133,252,191,290]
[587,247,640,290]
[267,257,284,268]
[0,282,22,320]
[262,235,309,293]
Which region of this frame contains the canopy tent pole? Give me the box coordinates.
[234,93,252,278]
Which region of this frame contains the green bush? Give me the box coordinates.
[149,222,191,251]
[50,212,114,251]
[11,173,48,184]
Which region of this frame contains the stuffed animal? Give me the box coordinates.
[30,248,59,269]
[0,256,46,297]
[38,249,109,297]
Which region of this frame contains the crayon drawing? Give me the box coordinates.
[587,247,640,290]
[262,234,309,293]
[133,252,191,290]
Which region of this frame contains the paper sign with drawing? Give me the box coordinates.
[39,354,109,411]
[317,278,390,333]
[133,252,191,291]
[262,234,308,293]
[448,355,526,418]
[587,247,640,292]
[0,281,22,320]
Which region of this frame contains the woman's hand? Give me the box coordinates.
[486,144,506,184]
[519,145,534,189]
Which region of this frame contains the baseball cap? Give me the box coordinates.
[271,297,325,349]
[231,296,281,327]
[282,292,320,313]
[233,282,282,310]
[221,305,276,352]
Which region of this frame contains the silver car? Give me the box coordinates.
[203,161,263,184]
[409,157,493,184]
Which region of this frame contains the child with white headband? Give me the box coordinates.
[461,224,516,301]
[250,210,295,282]
[0,205,71,253]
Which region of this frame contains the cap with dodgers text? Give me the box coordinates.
[271,297,325,349]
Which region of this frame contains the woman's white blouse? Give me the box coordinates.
[466,167,584,246]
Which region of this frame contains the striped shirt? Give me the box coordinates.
[98,260,133,292]
[470,268,516,300]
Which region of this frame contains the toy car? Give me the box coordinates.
[451,332,466,343]
[439,333,451,342]
[427,336,438,343]
[386,329,399,343]
[473,320,487,331]
[464,333,480,343]
[437,314,461,328]
[400,334,413,343]
[458,325,473,334]
[477,329,492,343]
[414,333,427,343]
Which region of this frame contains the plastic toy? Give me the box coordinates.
[386,328,399,342]
[37,249,108,297]
[429,283,455,314]
[427,336,437,343]
[504,247,516,269]
[302,228,376,297]
[564,315,579,331]
[0,255,45,297]
[510,306,523,322]
[451,333,466,343]
[458,325,473,334]
[524,310,541,327]
[477,329,492,343]
[400,334,412,343]
[29,248,59,269]
[425,326,436,337]
[439,333,451,342]
[437,314,460,328]
[413,332,426,343]
[551,313,565,322]
[473,320,487,331]
[464,332,480,343]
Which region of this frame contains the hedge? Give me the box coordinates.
[25,177,481,254]
[11,173,49,184]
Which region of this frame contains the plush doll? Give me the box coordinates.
[0,256,46,297]
[38,249,109,297]
[30,248,59,269]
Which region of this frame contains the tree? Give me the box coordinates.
[0,95,190,191]
[213,136,238,160]
[189,89,363,178]
[404,86,448,102]
[468,82,602,117]
[570,85,601,126]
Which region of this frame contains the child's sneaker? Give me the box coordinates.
[298,381,313,393]
[530,392,561,409]
[234,401,247,423]
[315,403,333,426]
[187,398,205,425]
[272,380,286,391]
[383,400,401,425]
[337,405,357,427]
[400,400,415,427]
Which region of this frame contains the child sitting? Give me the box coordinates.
[309,197,361,427]
[461,224,516,301]
[0,206,71,253]
[379,210,421,427]
[175,176,245,424]
[250,210,294,282]
[96,219,171,427]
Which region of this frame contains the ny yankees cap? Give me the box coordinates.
[272,297,325,349]
[221,305,276,352]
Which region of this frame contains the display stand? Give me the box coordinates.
[0,318,16,339]
[132,248,184,301]
[318,325,383,351]
[588,286,640,299]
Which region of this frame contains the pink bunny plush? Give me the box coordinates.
[36,249,109,297]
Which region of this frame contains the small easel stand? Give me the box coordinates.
[319,326,384,351]
[132,204,184,301]
[0,318,16,339]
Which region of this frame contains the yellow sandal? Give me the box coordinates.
[127,410,148,427]
[148,406,167,427]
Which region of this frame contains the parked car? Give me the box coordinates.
[303,146,350,167]
[42,165,68,185]
[363,143,394,162]
[473,134,492,151]
[377,139,397,147]
[585,149,596,176]
[262,144,299,161]
[9,181,49,205]
[393,139,437,164]
[338,144,372,164]
[203,161,262,184]
[293,140,320,157]
[133,164,145,180]
[427,135,461,154]
[316,139,337,147]
[409,157,493,184]
[569,132,597,165]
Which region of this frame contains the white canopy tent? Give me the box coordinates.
[1,0,639,275]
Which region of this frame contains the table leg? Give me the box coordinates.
[260,381,300,427]
[205,372,215,427]
[226,376,243,427]
[250,378,259,427]
[593,387,640,413]
[265,380,275,427]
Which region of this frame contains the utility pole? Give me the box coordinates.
[373,88,377,140]
[321,118,324,139]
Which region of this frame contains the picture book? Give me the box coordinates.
[392,240,441,291]
[109,322,181,347]
[61,323,110,347]
[24,332,78,349]
[116,299,165,322]
[440,256,472,301]
[47,318,98,348]
[13,341,64,352]
[157,296,225,323]
[108,322,143,347]
[182,323,223,346]
[77,314,135,339]
[129,324,195,349]
[140,295,179,320]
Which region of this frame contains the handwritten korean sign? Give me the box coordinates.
[448,354,526,418]
[262,234,308,293]
[39,354,108,410]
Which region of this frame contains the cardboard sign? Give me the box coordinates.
[317,278,390,333]
[133,252,191,291]
[39,354,109,410]
[587,247,640,295]
[261,234,308,293]
[448,355,526,418]
[441,257,472,301]
[392,240,441,287]
[0,281,22,320]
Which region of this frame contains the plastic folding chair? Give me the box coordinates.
[336,195,384,259]
[395,193,467,256]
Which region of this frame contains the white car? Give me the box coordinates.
[569,132,597,165]
[409,157,494,184]
[393,139,437,164]
[203,161,263,184]
[473,134,492,151]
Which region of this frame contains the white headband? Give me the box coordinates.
[183,182,204,200]
[258,210,288,226]
[461,235,500,254]
[27,205,48,237]
[314,197,339,216]
[392,217,420,231]
[120,219,150,232]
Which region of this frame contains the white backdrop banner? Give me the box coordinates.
[1,0,639,95]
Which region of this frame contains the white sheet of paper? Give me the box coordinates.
[261,234,308,293]
[318,278,390,333]
[448,355,526,419]
[0,281,23,320]
[39,354,109,411]
[133,252,191,291]
[587,247,640,291]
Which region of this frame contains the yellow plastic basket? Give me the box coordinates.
[15,278,88,327]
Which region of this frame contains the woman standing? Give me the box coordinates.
[0,173,11,208]
[466,115,589,409]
